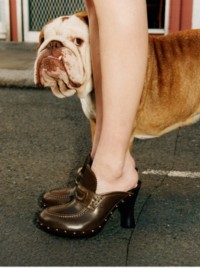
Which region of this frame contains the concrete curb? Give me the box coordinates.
[0,42,37,88]
[0,41,37,51]
[0,69,35,88]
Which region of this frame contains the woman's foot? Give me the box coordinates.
[38,164,141,237]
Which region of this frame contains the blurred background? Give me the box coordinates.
[0,0,200,43]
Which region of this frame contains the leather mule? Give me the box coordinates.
[41,154,93,207]
[38,165,141,238]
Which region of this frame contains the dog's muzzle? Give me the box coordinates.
[34,39,84,98]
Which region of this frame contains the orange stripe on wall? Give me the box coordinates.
[180,0,193,30]
[9,0,18,41]
[169,0,182,32]
[169,0,193,32]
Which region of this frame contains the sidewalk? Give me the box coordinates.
[0,42,200,266]
[0,41,36,87]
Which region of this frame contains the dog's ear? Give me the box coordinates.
[76,11,89,25]
[36,29,45,51]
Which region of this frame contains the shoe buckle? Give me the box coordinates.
[88,196,102,210]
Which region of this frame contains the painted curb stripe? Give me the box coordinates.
[142,170,200,179]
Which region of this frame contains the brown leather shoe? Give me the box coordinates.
[40,154,93,207]
[38,165,141,238]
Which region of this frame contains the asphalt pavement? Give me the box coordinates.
[0,41,200,266]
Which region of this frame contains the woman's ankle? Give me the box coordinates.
[91,152,138,194]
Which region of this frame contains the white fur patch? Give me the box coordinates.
[80,94,96,120]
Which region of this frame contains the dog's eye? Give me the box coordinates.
[74,38,84,46]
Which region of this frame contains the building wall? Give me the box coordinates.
[3,0,200,42]
[192,0,200,28]
[0,0,10,40]
[169,0,193,32]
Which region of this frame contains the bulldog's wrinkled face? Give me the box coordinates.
[34,12,92,98]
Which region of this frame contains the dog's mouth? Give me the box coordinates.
[35,40,84,98]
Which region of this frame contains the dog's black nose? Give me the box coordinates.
[47,40,63,50]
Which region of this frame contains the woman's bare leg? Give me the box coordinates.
[84,1,102,158]
[85,0,148,194]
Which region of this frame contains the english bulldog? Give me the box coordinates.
[34,12,200,144]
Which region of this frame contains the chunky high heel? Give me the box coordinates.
[40,154,93,207]
[118,181,141,228]
[38,164,141,238]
